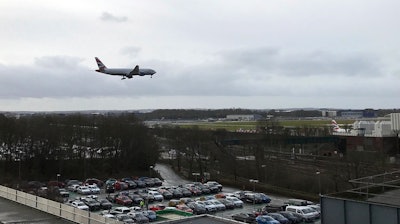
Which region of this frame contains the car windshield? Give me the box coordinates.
[303,208,315,213]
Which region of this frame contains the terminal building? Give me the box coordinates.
[322,114,400,223]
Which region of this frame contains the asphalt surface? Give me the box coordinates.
[0,163,320,224]
[154,163,321,224]
[0,197,72,224]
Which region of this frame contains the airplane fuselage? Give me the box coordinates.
[97,68,156,77]
[94,57,156,79]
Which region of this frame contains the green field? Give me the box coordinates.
[175,119,354,132]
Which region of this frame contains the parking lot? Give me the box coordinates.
[50,163,321,223]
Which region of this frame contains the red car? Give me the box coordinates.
[149,204,166,211]
[114,181,129,191]
[115,195,132,206]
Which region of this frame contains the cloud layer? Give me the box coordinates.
[0,0,399,110]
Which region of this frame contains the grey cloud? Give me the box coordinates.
[120,47,141,57]
[216,48,382,78]
[100,12,128,23]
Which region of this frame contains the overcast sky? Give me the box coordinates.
[1,0,399,111]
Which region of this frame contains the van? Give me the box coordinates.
[286,205,319,222]
[286,198,309,206]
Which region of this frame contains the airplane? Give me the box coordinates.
[331,120,347,133]
[95,57,156,80]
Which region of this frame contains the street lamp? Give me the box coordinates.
[261,165,266,182]
[249,179,259,208]
[249,179,259,192]
[57,174,61,183]
[316,170,321,195]
[149,166,154,177]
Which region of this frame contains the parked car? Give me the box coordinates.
[47,181,65,188]
[185,186,202,196]
[218,198,235,209]
[232,213,257,223]
[84,178,104,187]
[255,215,280,224]
[77,186,91,195]
[134,179,146,188]
[209,199,226,211]
[65,179,82,187]
[87,184,101,194]
[278,211,303,224]
[129,194,144,205]
[158,188,173,199]
[176,187,192,197]
[127,212,149,223]
[114,181,129,191]
[140,210,157,222]
[116,214,135,223]
[197,200,217,213]
[148,190,164,202]
[81,197,101,211]
[268,213,290,224]
[244,193,263,204]
[97,198,113,210]
[71,200,89,211]
[152,178,163,186]
[58,188,70,198]
[122,179,138,189]
[187,202,207,215]
[206,181,223,192]
[257,193,272,203]
[176,204,193,213]
[115,195,133,206]
[105,183,115,193]
[67,184,80,192]
[110,206,131,215]
[226,196,244,208]
[285,205,319,222]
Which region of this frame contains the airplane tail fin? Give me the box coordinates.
[95,57,107,72]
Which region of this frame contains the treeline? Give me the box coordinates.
[136,108,259,120]
[0,113,159,183]
[136,109,324,120]
[137,108,400,121]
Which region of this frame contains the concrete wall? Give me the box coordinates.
[0,185,121,224]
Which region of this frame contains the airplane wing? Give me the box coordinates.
[128,65,140,78]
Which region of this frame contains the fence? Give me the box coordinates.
[0,185,122,224]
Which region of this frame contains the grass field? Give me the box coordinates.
[174,119,355,132]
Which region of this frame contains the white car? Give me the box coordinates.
[286,205,319,222]
[148,190,164,202]
[67,184,80,192]
[87,184,101,194]
[226,196,244,208]
[71,200,89,211]
[209,199,226,211]
[77,186,91,195]
[197,201,217,213]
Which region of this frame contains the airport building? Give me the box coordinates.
[226,114,263,121]
[332,113,400,154]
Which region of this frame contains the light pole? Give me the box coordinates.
[149,165,153,177]
[249,179,259,208]
[316,170,321,195]
[57,174,61,183]
[261,165,266,182]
